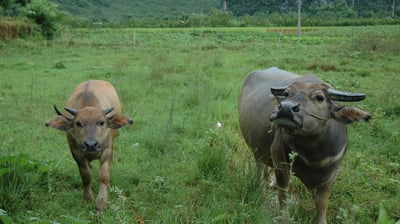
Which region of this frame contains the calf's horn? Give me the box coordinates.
[65,107,78,116]
[53,105,63,116]
[327,89,366,102]
[102,107,114,115]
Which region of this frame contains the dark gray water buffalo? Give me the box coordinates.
[238,67,371,224]
[45,80,133,211]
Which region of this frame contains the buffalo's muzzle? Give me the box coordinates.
[270,101,302,128]
[271,101,300,120]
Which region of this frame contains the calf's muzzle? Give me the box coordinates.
[83,139,100,153]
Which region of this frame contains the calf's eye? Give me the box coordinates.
[75,121,82,127]
[316,95,324,102]
[98,121,105,126]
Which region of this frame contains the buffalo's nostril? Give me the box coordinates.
[292,104,300,112]
[280,101,300,113]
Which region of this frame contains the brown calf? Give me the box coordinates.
[45,80,132,211]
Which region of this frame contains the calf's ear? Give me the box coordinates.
[332,106,372,124]
[45,116,73,131]
[108,113,133,129]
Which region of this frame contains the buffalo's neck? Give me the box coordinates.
[285,122,348,168]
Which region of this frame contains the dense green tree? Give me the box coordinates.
[24,0,60,39]
[1,0,61,39]
[226,0,398,17]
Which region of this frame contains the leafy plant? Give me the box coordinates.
[0,209,14,224]
[24,0,61,39]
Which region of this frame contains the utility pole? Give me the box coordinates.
[297,0,302,37]
[221,0,227,11]
[392,0,396,18]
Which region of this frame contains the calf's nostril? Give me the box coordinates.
[84,140,99,150]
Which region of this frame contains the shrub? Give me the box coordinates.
[186,13,208,27]
[209,9,232,27]
[23,0,61,40]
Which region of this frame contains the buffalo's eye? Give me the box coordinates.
[316,95,325,102]
[75,121,82,127]
[98,121,105,126]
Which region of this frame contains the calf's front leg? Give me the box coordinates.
[96,149,112,212]
[69,136,94,202]
[78,162,94,202]
[72,153,94,202]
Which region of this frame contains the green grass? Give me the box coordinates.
[1,25,400,223]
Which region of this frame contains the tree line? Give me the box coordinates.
[1,0,399,41]
[223,0,398,18]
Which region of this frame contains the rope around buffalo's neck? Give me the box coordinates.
[302,109,330,121]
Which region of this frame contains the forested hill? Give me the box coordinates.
[49,0,220,22]
[226,0,398,18]
[50,0,398,22]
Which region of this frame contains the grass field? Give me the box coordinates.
[1,26,400,223]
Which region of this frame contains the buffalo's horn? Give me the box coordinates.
[271,86,288,96]
[64,107,78,116]
[327,89,366,102]
[102,107,114,115]
[53,105,63,116]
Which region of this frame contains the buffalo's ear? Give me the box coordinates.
[45,116,73,131]
[108,113,133,129]
[332,106,372,124]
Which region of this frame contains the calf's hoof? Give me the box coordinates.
[95,198,107,212]
[83,192,94,202]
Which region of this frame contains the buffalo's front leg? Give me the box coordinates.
[96,150,112,212]
[275,165,290,222]
[314,172,337,224]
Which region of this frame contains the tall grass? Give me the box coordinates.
[0,17,39,41]
[0,25,399,223]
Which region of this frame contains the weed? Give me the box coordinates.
[109,186,127,223]
[197,145,227,181]
[0,153,41,214]
[305,61,338,72]
[53,60,66,69]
